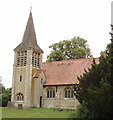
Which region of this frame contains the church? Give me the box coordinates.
[11,11,99,109]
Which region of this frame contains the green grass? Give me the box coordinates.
[0,107,1,119]
[1,107,75,118]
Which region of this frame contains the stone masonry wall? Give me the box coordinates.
[43,86,79,109]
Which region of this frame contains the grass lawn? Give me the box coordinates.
[1,107,75,118]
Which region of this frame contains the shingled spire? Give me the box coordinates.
[14,12,43,53]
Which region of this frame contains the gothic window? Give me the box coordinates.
[47,88,55,98]
[16,93,24,101]
[17,51,27,67]
[32,52,40,68]
[64,88,74,98]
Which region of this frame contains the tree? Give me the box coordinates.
[0,78,11,107]
[2,88,11,107]
[47,37,92,62]
[73,25,113,119]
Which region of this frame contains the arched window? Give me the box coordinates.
[47,88,55,98]
[17,51,27,67]
[32,52,40,68]
[16,93,24,101]
[64,88,74,98]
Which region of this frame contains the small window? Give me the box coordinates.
[20,76,22,82]
[64,88,74,98]
[41,78,43,84]
[47,88,55,98]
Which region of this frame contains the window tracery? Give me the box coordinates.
[64,88,73,98]
[32,52,40,68]
[16,93,24,101]
[17,51,27,67]
[47,88,55,98]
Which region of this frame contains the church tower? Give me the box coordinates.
[11,11,43,108]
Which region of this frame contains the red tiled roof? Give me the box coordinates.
[34,69,43,78]
[42,58,99,86]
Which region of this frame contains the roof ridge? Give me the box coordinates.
[43,57,99,64]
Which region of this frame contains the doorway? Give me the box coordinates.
[18,104,23,109]
[40,96,42,108]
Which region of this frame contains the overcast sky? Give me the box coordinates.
[0,0,112,88]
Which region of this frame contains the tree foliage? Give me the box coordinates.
[0,79,11,107]
[2,88,11,107]
[47,37,92,62]
[74,26,113,119]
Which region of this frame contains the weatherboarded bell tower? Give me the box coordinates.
[11,11,43,108]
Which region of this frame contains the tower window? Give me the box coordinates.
[16,93,24,101]
[32,52,40,68]
[20,76,22,82]
[17,51,27,67]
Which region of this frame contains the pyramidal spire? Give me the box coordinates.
[30,5,32,12]
[14,11,43,53]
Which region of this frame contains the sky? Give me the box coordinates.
[0,0,112,88]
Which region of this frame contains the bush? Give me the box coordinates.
[70,104,90,119]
